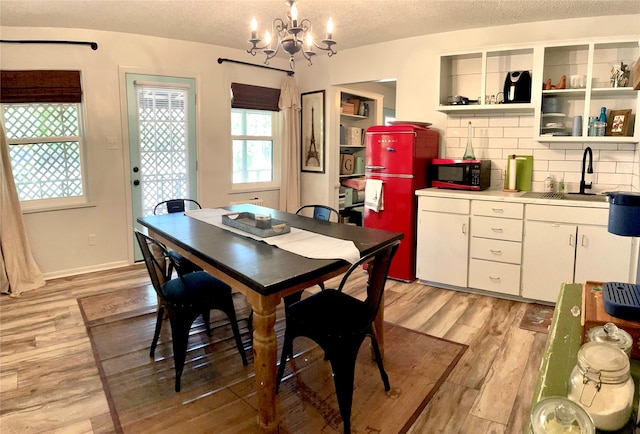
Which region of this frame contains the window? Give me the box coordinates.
[2,102,86,207]
[231,108,278,186]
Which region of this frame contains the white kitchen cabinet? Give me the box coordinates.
[469,201,524,296]
[534,39,640,143]
[437,38,639,143]
[522,204,635,303]
[416,196,470,287]
[437,47,535,114]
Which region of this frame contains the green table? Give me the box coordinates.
[529,283,640,433]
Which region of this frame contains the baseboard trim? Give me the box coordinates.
[43,260,131,280]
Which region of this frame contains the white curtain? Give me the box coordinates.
[0,124,45,297]
[278,75,301,212]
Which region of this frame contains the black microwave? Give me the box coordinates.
[431,159,491,190]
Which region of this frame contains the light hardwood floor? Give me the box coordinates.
[0,264,546,433]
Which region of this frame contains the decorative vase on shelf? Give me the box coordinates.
[463,121,476,160]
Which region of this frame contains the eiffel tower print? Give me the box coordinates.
[305,106,321,167]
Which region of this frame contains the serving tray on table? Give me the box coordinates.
[222,212,291,238]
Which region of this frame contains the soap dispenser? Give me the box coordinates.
[544,173,554,192]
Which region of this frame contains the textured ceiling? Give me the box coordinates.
[1,0,640,52]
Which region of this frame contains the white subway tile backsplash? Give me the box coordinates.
[598,172,633,186]
[503,127,532,138]
[600,150,635,161]
[614,161,634,174]
[489,116,519,127]
[443,112,638,192]
[533,149,567,160]
[519,116,534,127]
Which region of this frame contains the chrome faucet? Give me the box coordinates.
[579,146,593,194]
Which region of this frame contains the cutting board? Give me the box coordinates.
[582,281,640,359]
[505,155,533,191]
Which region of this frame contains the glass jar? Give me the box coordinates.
[530,397,595,433]
[567,342,634,431]
[588,322,633,357]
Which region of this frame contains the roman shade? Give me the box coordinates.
[0,70,82,103]
[231,82,280,112]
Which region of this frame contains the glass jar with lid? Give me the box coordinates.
[587,322,633,357]
[530,397,595,433]
[567,342,634,431]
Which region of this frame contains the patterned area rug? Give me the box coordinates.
[519,303,554,334]
[78,286,467,433]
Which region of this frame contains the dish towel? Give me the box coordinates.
[365,179,384,212]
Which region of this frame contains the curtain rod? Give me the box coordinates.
[217,58,294,76]
[0,40,98,50]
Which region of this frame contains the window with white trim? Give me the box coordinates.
[231,108,277,186]
[2,102,87,206]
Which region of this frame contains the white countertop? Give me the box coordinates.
[415,187,610,209]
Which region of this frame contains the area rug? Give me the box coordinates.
[519,303,554,334]
[78,286,467,434]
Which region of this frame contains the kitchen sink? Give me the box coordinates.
[521,191,608,202]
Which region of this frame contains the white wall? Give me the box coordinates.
[1,14,639,278]
[298,15,640,205]
[0,27,289,277]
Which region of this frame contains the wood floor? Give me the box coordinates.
[0,264,547,433]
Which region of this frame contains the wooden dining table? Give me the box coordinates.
[137,204,403,433]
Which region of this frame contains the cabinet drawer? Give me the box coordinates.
[469,259,521,296]
[472,200,524,219]
[470,238,522,264]
[471,216,523,242]
[419,196,469,214]
[525,204,608,225]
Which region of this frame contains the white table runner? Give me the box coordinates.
[185,208,361,264]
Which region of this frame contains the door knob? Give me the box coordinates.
[133,180,140,186]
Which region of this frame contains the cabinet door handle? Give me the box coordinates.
[569,234,575,247]
[492,208,504,213]
[489,276,501,282]
[490,249,502,255]
[462,223,467,235]
[581,234,587,247]
[491,227,504,233]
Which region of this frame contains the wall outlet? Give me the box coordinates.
[88,234,96,246]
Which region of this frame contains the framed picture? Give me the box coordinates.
[301,90,325,173]
[606,109,632,136]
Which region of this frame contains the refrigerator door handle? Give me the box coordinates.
[366,165,385,171]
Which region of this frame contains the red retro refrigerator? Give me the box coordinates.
[364,124,439,281]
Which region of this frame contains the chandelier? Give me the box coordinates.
[247,0,336,70]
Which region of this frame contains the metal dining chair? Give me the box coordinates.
[275,240,400,434]
[153,198,202,215]
[135,230,248,392]
[295,204,341,223]
[153,198,202,276]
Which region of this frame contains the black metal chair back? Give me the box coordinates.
[154,198,201,215]
[135,230,247,392]
[275,240,400,433]
[295,204,341,223]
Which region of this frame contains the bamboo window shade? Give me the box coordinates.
[231,82,281,111]
[0,70,82,103]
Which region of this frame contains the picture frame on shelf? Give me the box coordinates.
[301,90,325,173]
[606,109,632,136]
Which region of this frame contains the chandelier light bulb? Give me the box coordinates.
[326,17,333,39]
[250,17,258,39]
[290,3,298,24]
[306,33,313,49]
[264,30,271,47]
